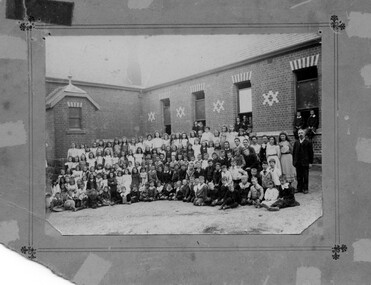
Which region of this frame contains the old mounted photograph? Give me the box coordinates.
[44,33,322,235]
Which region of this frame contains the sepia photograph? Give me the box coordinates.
[44,33,322,235]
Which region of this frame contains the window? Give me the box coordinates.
[194,91,206,126]
[295,66,319,126]
[68,107,82,129]
[237,81,253,130]
[162,98,171,134]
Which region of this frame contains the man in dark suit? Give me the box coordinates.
[293,129,314,194]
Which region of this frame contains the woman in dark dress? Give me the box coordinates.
[242,146,260,172]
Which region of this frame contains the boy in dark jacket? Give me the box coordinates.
[270,175,300,210]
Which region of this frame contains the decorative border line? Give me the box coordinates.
[20,15,347,260]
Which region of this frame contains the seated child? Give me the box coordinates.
[62,189,76,211]
[268,159,282,187]
[184,177,196,203]
[204,160,215,183]
[174,181,185,201]
[99,185,112,206]
[118,186,131,204]
[75,180,88,209]
[260,161,273,190]
[141,181,156,202]
[86,188,99,209]
[260,180,279,211]
[221,165,233,188]
[270,175,300,211]
[247,177,264,207]
[50,192,64,211]
[212,176,229,206]
[130,186,140,203]
[219,183,239,210]
[212,162,222,192]
[159,183,174,200]
[238,175,251,206]
[193,176,208,206]
[249,167,262,186]
[140,167,148,185]
[206,181,218,206]
[229,159,247,186]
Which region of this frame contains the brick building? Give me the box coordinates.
[46,33,322,163]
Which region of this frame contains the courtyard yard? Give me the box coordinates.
[47,166,322,235]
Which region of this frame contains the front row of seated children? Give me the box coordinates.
[49,167,299,212]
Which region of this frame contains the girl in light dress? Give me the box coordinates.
[134,147,144,165]
[266,136,281,173]
[189,131,196,146]
[162,133,171,147]
[219,125,228,146]
[86,152,96,169]
[128,137,137,154]
[260,180,280,211]
[126,149,135,166]
[122,168,133,194]
[136,136,145,152]
[103,149,113,168]
[278,132,296,184]
[173,133,182,148]
[152,131,164,150]
[192,138,202,159]
[180,133,189,148]
[144,134,154,150]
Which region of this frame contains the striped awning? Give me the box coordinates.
[290,54,319,71]
[67,102,82,108]
[190,83,205,93]
[232,71,252,84]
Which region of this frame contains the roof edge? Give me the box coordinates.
[46,91,101,110]
[145,37,321,92]
[45,77,144,92]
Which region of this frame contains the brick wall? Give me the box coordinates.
[46,44,322,161]
[142,44,321,135]
[46,83,141,160]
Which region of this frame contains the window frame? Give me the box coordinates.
[294,66,320,129]
[193,91,206,125]
[236,81,253,130]
[68,106,82,130]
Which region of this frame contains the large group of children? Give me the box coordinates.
[48,121,301,212]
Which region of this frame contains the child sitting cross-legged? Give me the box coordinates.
[269,175,300,211]
[193,176,208,206]
[247,177,264,208]
[140,181,156,202]
[160,183,175,200]
[99,185,113,206]
[184,177,196,203]
[207,182,219,207]
[238,175,251,206]
[118,186,131,205]
[130,185,140,203]
[219,183,239,210]
[174,180,185,201]
[212,176,229,206]
[260,180,280,211]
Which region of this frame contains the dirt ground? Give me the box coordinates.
[47,166,322,235]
